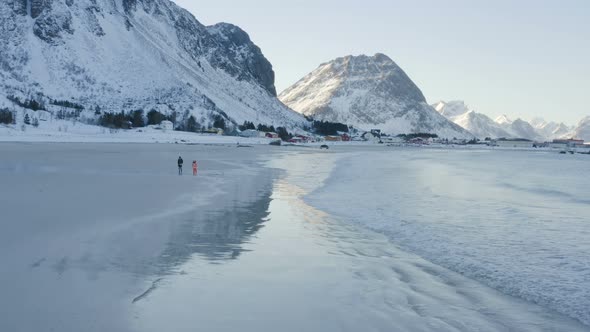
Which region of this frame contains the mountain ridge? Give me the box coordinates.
[435,101,578,141]
[434,101,512,139]
[279,54,472,138]
[571,116,590,141]
[0,0,305,130]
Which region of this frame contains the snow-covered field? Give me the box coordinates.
[0,122,279,144]
[0,143,588,331]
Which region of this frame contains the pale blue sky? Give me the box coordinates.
[175,0,589,125]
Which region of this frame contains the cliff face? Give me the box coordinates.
[0,0,303,129]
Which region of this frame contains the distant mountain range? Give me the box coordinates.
[571,116,590,141]
[279,54,472,139]
[530,118,574,140]
[435,101,584,141]
[433,101,512,139]
[494,115,545,141]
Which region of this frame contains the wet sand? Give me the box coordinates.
[0,143,587,331]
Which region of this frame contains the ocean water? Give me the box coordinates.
[308,147,590,326]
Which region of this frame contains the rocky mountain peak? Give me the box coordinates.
[207,22,277,96]
[434,100,513,139]
[322,53,427,104]
[434,100,469,118]
[3,0,277,96]
[279,54,472,138]
[495,114,513,125]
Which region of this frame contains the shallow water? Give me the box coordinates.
[135,148,588,331]
[0,144,587,331]
[309,147,590,327]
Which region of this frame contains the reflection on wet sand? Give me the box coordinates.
[132,149,589,332]
[158,191,273,268]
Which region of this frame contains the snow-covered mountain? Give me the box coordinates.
[571,116,590,141]
[530,118,573,140]
[495,114,513,127]
[0,0,305,129]
[435,102,563,141]
[434,101,511,139]
[433,100,470,119]
[493,115,543,141]
[279,54,472,138]
[507,119,544,141]
[529,117,547,129]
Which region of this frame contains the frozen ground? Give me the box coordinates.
[0,143,587,331]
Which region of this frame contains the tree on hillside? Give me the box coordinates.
[312,120,348,136]
[212,115,226,130]
[0,109,13,124]
[24,114,31,125]
[130,109,145,128]
[276,127,291,141]
[239,121,256,131]
[187,115,200,132]
[99,112,131,129]
[147,109,166,125]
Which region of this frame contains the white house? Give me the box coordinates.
[576,144,590,154]
[37,110,51,121]
[239,129,264,138]
[160,120,174,131]
[362,131,381,142]
[550,139,584,150]
[494,139,534,148]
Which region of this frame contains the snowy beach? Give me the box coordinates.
[0,143,588,331]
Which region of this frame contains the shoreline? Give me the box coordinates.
[2,129,586,155]
[306,147,590,327]
[0,143,587,331]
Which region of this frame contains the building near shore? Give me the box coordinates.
[325,135,342,142]
[362,131,381,142]
[493,138,535,148]
[577,144,590,153]
[550,139,585,150]
[239,129,264,138]
[159,120,173,131]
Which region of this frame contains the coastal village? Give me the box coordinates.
[234,125,590,154]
